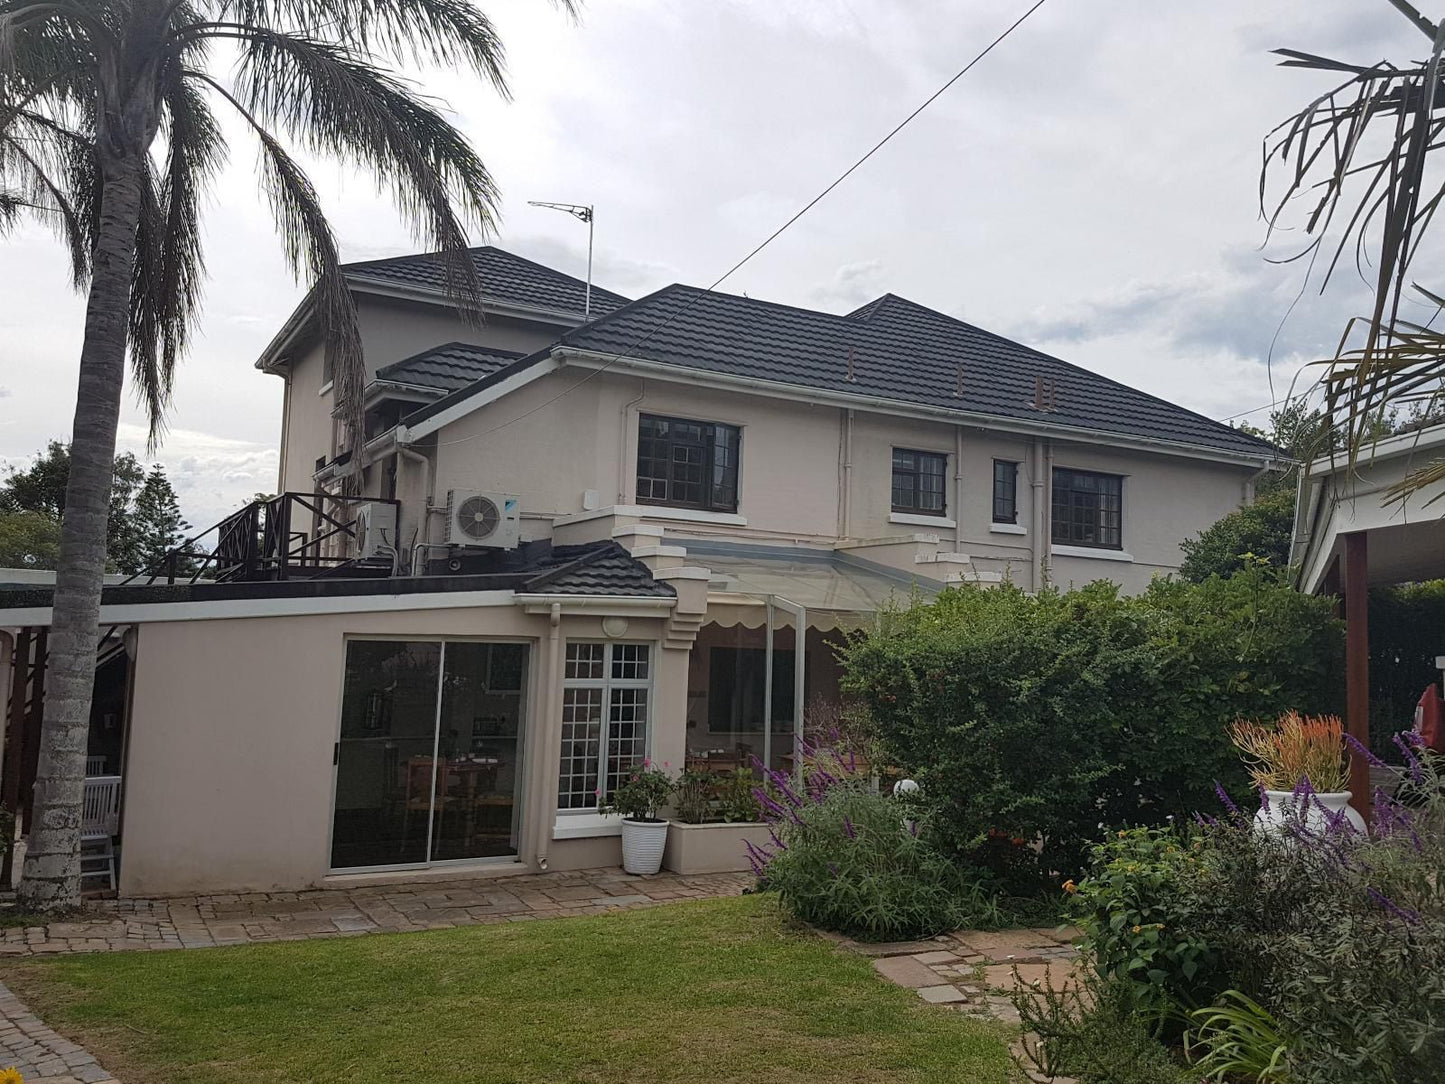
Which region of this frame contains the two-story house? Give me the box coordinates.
[0,246,1276,896]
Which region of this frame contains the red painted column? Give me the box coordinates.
[1344,531,1371,827]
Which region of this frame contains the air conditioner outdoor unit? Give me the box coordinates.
[353,502,397,559]
[446,490,521,550]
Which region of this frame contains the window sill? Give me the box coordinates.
[318,381,333,396]
[989,522,1027,535]
[556,504,747,528]
[890,511,955,528]
[552,812,622,840]
[1051,544,1134,563]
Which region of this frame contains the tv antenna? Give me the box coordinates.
[527,201,595,317]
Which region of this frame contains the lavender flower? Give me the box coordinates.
[1214,782,1239,815]
[1366,886,1421,926]
[827,862,839,877]
[842,815,856,840]
[1392,731,1426,785]
[908,820,920,838]
[1345,732,1387,769]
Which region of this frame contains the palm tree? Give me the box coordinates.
[1262,0,1445,499]
[1,0,571,910]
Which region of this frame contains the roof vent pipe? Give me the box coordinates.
[955,363,964,398]
[1033,375,1057,412]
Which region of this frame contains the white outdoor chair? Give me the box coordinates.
[85,755,106,776]
[80,775,122,891]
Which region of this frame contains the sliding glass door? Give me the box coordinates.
[331,639,529,871]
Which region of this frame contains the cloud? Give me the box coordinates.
[810,259,887,310]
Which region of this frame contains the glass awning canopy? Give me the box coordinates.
[691,546,943,630]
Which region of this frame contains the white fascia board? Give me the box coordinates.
[1305,422,1445,476]
[555,348,1277,470]
[254,292,317,372]
[1,588,519,627]
[513,594,675,617]
[401,355,563,442]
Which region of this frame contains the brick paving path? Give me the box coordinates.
[0,981,116,1082]
[837,925,1084,1084]
[0,868,753,958]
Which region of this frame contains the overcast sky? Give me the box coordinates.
[0,0,1431,528]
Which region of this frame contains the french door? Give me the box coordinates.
[330,639,529,871]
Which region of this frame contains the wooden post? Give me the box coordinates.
[1,629,32,888]
[1344,532,1372,827]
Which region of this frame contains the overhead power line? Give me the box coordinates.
[433,0,1054,447]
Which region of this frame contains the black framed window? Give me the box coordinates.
[891,449,948,515]
[1051,468,1122,549]
[992,460,1019,524]
[636,414,740,512]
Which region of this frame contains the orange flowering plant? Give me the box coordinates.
[1228,711,1348,793]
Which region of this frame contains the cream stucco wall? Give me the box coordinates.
[121,603,682,896]
[417,367,1255,592]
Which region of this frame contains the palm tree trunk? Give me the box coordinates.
[15,156,146,911]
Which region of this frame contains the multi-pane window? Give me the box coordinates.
[558,642,652,811]
[636,414,740,512]
[891,449,947,515]
[992,460,1019,524]
[1051,468,1123,549]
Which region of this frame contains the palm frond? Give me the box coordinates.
[128,57,224,444]
[193,68,365,487]
[211,22,498,311]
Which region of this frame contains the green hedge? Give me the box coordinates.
[837,567,1343,878]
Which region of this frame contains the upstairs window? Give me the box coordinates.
[1051,468,1122,549]
[891,449,947,516]
[992,460,1019,524]
[636,414,740,513]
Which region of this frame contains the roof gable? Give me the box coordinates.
[343,245,630,319]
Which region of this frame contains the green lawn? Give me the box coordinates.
[0,895,1019,1083]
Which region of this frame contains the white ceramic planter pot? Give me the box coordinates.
[621,817,669,875]
[1254,789,1367,837]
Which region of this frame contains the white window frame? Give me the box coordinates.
[557,641,654,816]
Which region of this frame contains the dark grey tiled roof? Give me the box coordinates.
[547,287,1275,459]
[375,342,525,394]
[343,246,630,319]
[0,542,672,612]
[526,542,676,597]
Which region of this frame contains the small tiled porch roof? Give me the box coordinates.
[374,342,526,395]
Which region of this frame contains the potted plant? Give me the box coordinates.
[601,760,675,875]
[1229,711,1366,835]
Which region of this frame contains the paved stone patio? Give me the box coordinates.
[0,868,752,958]
[0,981,116,1083]
[837,924,1084,1084]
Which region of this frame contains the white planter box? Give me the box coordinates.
[662,820,772,875]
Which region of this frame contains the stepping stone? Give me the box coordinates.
[917,984,968,1004]
[910,949,960,965]
[872,955,945,989]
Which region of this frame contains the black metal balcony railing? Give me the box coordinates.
[122,492,402,586]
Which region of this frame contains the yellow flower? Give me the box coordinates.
[1131,925,1142,934]
[0,1067,24,1084]
[1062,880,1077,894]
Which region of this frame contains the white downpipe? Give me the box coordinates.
[840,409,855,539]
[532,602,563,871]
[954,427,965,555]
[1031,437,1048,591]
[398,443,434,574]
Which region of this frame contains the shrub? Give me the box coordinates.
[600,763,673,821]
[1178,485,1295,582]
[673,768,763,825]
[1013,970,1197,1084]
[838,567,1343,880]
[759,787,996,941]
[1068,827,1219,1020]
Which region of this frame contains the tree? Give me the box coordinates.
[0,511,61,569]
[2,442,190,574]
[1,0,562,910]
[1178,403,1329,581]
